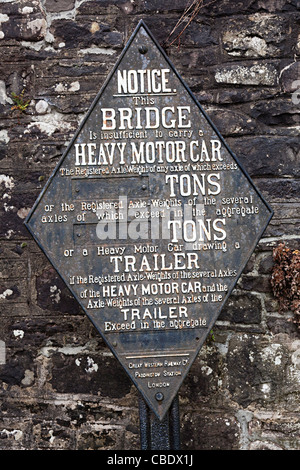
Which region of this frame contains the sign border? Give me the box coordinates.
[25,19,274,419]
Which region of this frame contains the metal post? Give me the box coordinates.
[139,394,181,450]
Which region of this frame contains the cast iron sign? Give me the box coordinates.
[25,21,273,420]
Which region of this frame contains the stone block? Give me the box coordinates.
[134,15,218,48]
[0,421,27,449]
[169,46,221,69]
[258,253,274,274]
[143,0,190,11]
[256,0,300,12]
[207,108,258,136]
[0,171,46,239]
[249,97,300,127]
[227,334,294,408]
[0,280,25,303]
[0,345,33,387]
[44,0,76,13]
[254,178,300,203]
[220,293,262,323]
[50,18,123,49]
[265,218,300,237]
[36,265,81,314]
[181,412,240,450]
[77,0,129,15]
[50,352,132,396]
[210,86,280,105]
[238,274,272,293]
[0,1,46,42]
[31,420,76,449]
[227,136,300,178]
[280,61,300,93]
[221,14,289,58]
[181,346,223,400]
[215,63,278,86]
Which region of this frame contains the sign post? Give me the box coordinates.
[139,394,180,450]
[25,20,273,449]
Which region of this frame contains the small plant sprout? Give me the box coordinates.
[11,89,31,115]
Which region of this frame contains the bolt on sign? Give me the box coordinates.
[25,21,273,420]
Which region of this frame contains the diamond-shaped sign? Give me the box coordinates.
[25,21,273,420]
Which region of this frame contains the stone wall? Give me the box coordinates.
[0,0,299,451]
